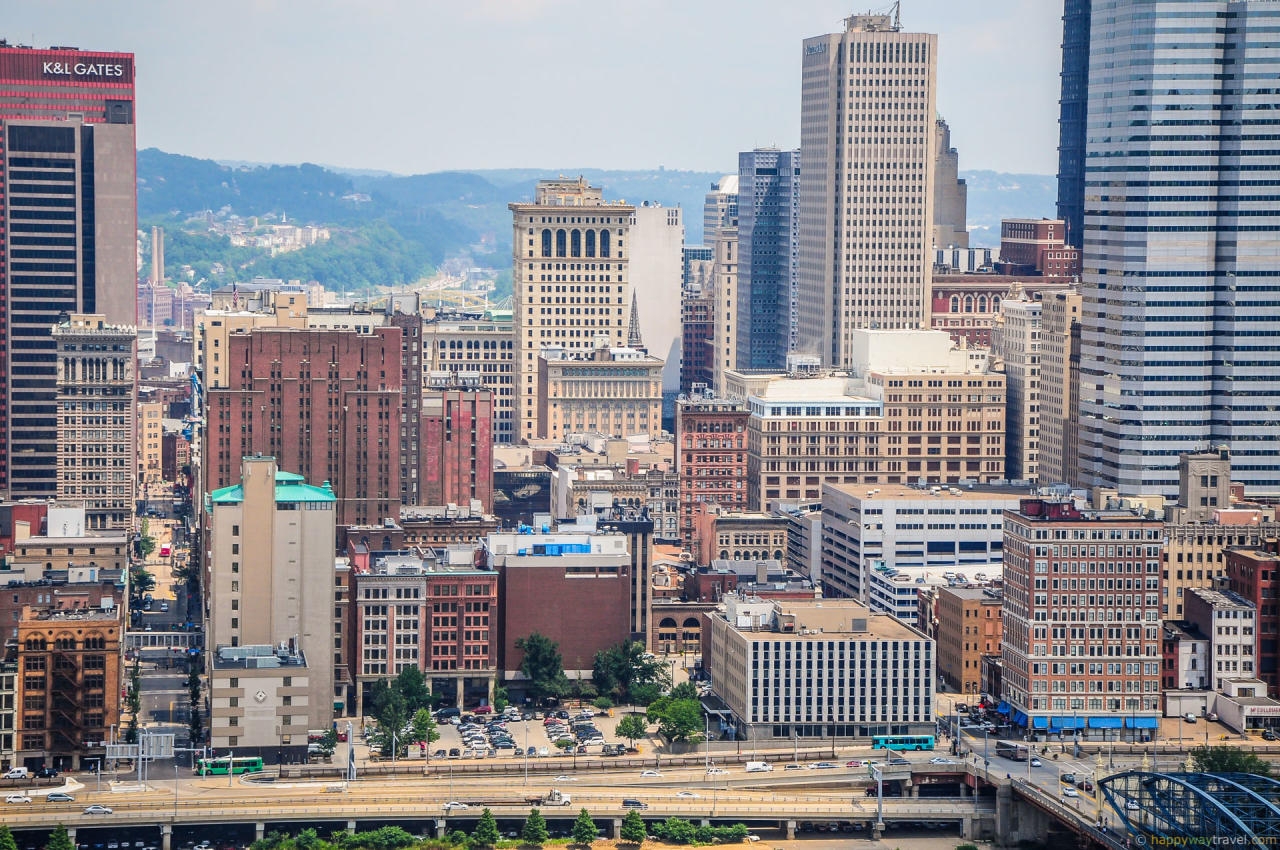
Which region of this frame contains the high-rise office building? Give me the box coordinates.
[630,204,684,390]
[711,226,738,393]
[736,148,799,371]
[680,247,715,395]
[0,45,137,498]
[932,118,968,249]
[1056,0,1091,248]
[993,297,1041,484]
[1038,289,1082,487]
[798,14,938,366]
[702,176,738,249]
[1077,1,1280,497]
[509,179,634,442]
[54,314,136,530]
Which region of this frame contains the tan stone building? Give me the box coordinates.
[992,296,1042,483]
[421,307,516,444]
[138,401,164,495]
[712,226,739,393]
[1038,289,1082,486]
[536,342,664,440]
[510,178,635,441]
[53,315,137,530]
[205,456,337,752]
[935,586,1003,697]
[692,507,789,567]
[724,330,1005,510]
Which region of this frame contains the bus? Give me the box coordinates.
[195,756,265,776]
[871,735,935,751]
[995,741,1029,761]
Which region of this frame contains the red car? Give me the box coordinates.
[473,705,493,715]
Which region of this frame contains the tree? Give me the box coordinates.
[521,808,550,846]
[470,808,501,849]
[616,715,648,747]
[394,666,434,712]
[620,810,647,845]
[668,681,699,702]
[410,708,439,746]
[1190,745,1272,776]
[368,680,410,758]
[593,641,667,705]
[494,686,510,713]
[317,728,340,757]
[572,809,598,846]
[653,699,704,743]
[136,519,157,559]
[125,655,142,744]
[129,565,157,597]
[45,826,74,850]
[516,633,570,703]
[0,825,18,850]
[187,650,205,745]
[294,830,321,850]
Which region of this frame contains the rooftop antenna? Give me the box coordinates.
[892,0,901,29]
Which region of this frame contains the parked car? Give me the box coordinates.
[809,761,838,770]
[1264,729,1278,742]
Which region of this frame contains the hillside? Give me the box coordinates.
[137,149,1058,291]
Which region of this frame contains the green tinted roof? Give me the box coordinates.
[275,470,305,483]
[208,476,335,505]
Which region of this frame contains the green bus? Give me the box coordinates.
[195,756,265,776]
[871,735,935,751]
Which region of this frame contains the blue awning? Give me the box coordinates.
[1054,717,1085,730]
[1012,711,1028,726]
[996,701,1011,715]
[1032,716,1048,729]
[1089,717,1123,729]
[1126,717,1159,729]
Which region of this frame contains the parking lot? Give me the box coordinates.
[367,705,646,764]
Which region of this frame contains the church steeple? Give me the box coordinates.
[627,290,646,351]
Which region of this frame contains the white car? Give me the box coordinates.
[554,775,578,782]
[443,801,469,811]
[676,791,699,799]
[640,770,662,777]
[706,767,728,775]
[1061,787,1079,798]
[537,747,549,757]
[84,805,114,814]
[929,757,954,765]
[1030,758,1042,767]
[4,794,31,804]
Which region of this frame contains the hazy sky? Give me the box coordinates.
[8,1,1064,176]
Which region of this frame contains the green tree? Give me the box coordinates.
[294,829,321,850]
[0,825,18,850]
[571,809,598,846]
[668,681,699,702]
[494,686,510,712]
[470,808,501,849]
[410,708,439,746]
[136,519,157,559]
[521,808,550,846]
[653,699,704,743]
[616,715,648,747]
[1190,745,1272,776]
[620,810,647,845]
[187,650,204,744]
[45,826,74,850]
[368,680,410,758]
[516,633,570,703]
[592,641,667,705]
[394,665,434,712]
[129,565,157,597]
[317,728,340,757]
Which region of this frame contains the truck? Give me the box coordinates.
[745,761,773,773]
[4,767,29,780]
[525,789,572,807]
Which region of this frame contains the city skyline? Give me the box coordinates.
[4,1,1062,176]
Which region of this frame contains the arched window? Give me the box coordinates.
[585,230,596,257]
[977,295,989,313]
[556,229,567,257]
[992,296,1002,312]
[719,550,729,560]
[950,295,960,313]
[541,229,552,257]
[774,549,784,560]
[571,230,581,257]
[600,230,611,258]
[964,295,974,313]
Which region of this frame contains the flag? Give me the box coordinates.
[232,281,239,308]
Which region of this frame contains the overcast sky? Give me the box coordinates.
[8,1,1064,176]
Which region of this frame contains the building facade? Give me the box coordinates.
[206,326,402,528]
[1001,499,1163,739]
[993,298,1041,483]
[1056,0,1091,248]
[711,226,739,393]
[509,179,634,442]
[679,247,715,395]
[206,457,337,748]
[630,204,684,390]
[702,594,934,741]
[53,315,136,530]
[798,14,938,365]
[1037,289,1081,486]
[420,307,516,446]
[421,380,494,512]
[0,46,137,499]
[536,344,663,441]
[675,395,749,549]
[998,219,1080,278]
[1184,587,1256,691]
[935,586,1003,697]
[932,118,968,250]
[1226,539,1280,695]
[1078,1,1280,496]
[736,148,799,371]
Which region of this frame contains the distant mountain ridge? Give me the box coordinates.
[137,148,1058,288]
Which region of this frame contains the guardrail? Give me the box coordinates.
[1011,779,1126,850]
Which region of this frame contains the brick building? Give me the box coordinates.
[691,508,789,568]
[675,395,749,549]
[1001,499,1163,740]
[421,380,494,513]
[206,326,402,528]
[935,586,1003,698]
[14,608,123,771]
[997,219,1081,278]
[1226,539,1280,696]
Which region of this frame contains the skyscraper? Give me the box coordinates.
[0,44,137,498]
[798,14,937,367]
[509,178,634,442]
[1078,0,1280,496]
[1055,0,1091,248]
[736,148,799,371]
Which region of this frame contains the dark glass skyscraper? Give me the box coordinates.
[1078,1,1280,496]
[735,148,798,371]
[1055,0,1090,248]
[0,44,137,497]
